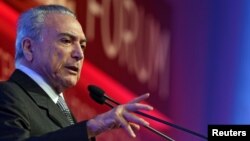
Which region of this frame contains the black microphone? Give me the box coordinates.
[88,85,175,141]
[88,85,208,140]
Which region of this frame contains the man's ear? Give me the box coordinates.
[22,37,34,62]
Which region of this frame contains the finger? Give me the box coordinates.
[128,93,150,104]
[130,123,140,131]
[123,111,149,126]
[125,103,153,112]
[118,115,136,138]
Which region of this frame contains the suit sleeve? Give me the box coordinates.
[0,82,95,141]
[29,121,96,141]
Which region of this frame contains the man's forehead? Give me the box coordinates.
[43,13,80,29]
[42,13,86,39]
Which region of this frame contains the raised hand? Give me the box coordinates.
[87,93,153,138]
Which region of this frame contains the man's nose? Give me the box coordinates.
[72,43,84,60]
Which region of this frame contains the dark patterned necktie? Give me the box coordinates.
[57,96,75,125]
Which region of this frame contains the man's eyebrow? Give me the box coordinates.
[58,33,87,42]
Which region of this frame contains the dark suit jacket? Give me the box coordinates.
[0,70,94,141]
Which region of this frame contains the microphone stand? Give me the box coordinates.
[104,95,208,140]
[104,98,175,141]
[87,85,207,140]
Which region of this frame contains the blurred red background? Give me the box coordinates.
[2,0,250,141]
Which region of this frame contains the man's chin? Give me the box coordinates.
[63,78,78,88]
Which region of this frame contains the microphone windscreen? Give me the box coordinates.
[88,85,106,104]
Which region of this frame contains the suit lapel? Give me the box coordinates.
[10,70,71,128]
[30,91,71,128]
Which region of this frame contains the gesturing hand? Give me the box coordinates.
[87,93,153,138]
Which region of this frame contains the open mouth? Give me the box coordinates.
[65,66,79,73]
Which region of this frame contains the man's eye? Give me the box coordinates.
[80,44,86,50]
[61,38,71,44]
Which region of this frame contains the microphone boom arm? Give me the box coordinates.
[104,94,207,140]
[103,96,175,141]
[88,85,208,140]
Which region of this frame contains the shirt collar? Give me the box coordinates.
[16,64,61,104]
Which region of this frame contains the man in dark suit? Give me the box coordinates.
[0,4,153,141]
